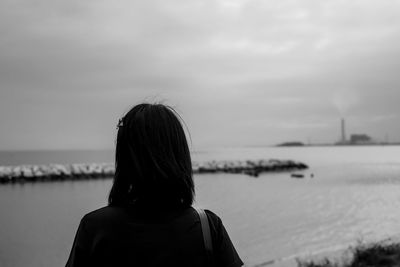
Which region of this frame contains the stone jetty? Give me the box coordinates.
[0,159,308,184]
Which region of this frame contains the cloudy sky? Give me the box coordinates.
[1,0,400,150]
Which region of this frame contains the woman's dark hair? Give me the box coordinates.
[108,103,194,208]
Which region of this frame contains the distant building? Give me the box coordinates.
[335,118,349,145]
[334,118,375,145]
[350,134,372,144]
[341,118,346,143]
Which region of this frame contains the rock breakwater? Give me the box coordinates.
[0,159,308,184]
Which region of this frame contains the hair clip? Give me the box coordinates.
[116,118,124,129]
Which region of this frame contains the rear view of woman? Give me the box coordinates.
[66,103,243,267]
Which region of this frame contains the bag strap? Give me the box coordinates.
[195,208,213,262]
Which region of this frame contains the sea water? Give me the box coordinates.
[1,146,400,267]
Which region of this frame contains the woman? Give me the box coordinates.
[66,103,243,267]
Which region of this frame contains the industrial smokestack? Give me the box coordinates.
[341,118,346,143]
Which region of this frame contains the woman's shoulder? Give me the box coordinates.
[203,208,220,219]
[85,205,123,216]
[81,206,127,225]
[195,208,224,227]
[81,206,224,226]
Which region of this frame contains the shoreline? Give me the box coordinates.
[296,239,400,267]
[0,159,308,184]
[249,236,400,267]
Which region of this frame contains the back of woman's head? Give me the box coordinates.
[108,103,194,208]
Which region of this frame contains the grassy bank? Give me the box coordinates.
[297,241,400,267]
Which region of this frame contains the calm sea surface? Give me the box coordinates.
[1,146,400,266]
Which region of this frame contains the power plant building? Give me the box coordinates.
[335,118,374,145]
[335,118,349,145]
[350,134,372,144]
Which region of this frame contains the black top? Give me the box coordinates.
[66,206,243,267]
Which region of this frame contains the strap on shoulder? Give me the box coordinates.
[195,208,213,259]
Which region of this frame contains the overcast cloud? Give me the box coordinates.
[1,0,400,150]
